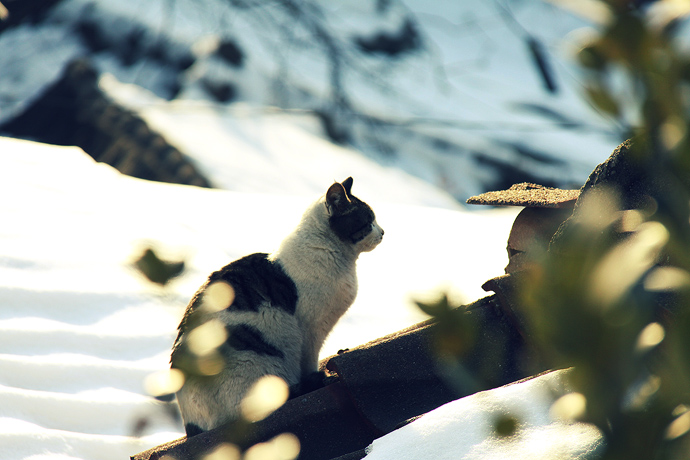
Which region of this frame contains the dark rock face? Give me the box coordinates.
[0,59,212,188]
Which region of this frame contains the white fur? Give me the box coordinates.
[177,304,302,431]
[176,190,383,433]
[270,196,384,375]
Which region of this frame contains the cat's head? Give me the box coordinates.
[325,177,384,253]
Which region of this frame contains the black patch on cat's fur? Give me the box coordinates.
[185,422,204,437]
[225,324,284,358]
[171,253,297,363]
[208,253,298,315]
[341,176,354,194]
[329,199,375,244]
[327,178,376,244]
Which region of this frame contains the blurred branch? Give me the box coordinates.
[495,0,559,93]
[0,0,64,33]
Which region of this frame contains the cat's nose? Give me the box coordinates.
[381,229,385,236]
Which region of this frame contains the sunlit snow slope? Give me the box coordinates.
[0,136,519,459]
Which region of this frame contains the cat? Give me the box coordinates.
[171,177,384,436]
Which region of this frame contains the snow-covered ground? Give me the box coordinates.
[364,369,603,460]
[0,135,604,460]
[99,74,463,209]
[0,135,525,460]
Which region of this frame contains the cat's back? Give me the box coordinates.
[172,253,304,434]
[172,252,299,364]
[206,252,298,314]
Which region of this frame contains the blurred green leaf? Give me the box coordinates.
[416,293,478,358]
[584,82,620,117]
[134,247,185,286]
[494,413,519,438]
[579,44,608,71]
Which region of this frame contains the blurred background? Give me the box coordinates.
[0,0,625,201]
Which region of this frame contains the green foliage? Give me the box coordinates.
[419,2,690,457]
[416,294,483,395]
[493,413,520,438]
[417,293,478,359]
[133,246,185,286]
[523,193,690,458]
[524,1,690,458]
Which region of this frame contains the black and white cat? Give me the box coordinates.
[171,177,384,436]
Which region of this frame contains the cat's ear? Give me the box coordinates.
[326,182,351,215]
[341,177,353,196]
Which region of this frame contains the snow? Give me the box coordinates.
[98,74,462,209]
[0,0,621,202]
[364,370,603,460]
[0,1,624,458]
[0,135,521,459]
